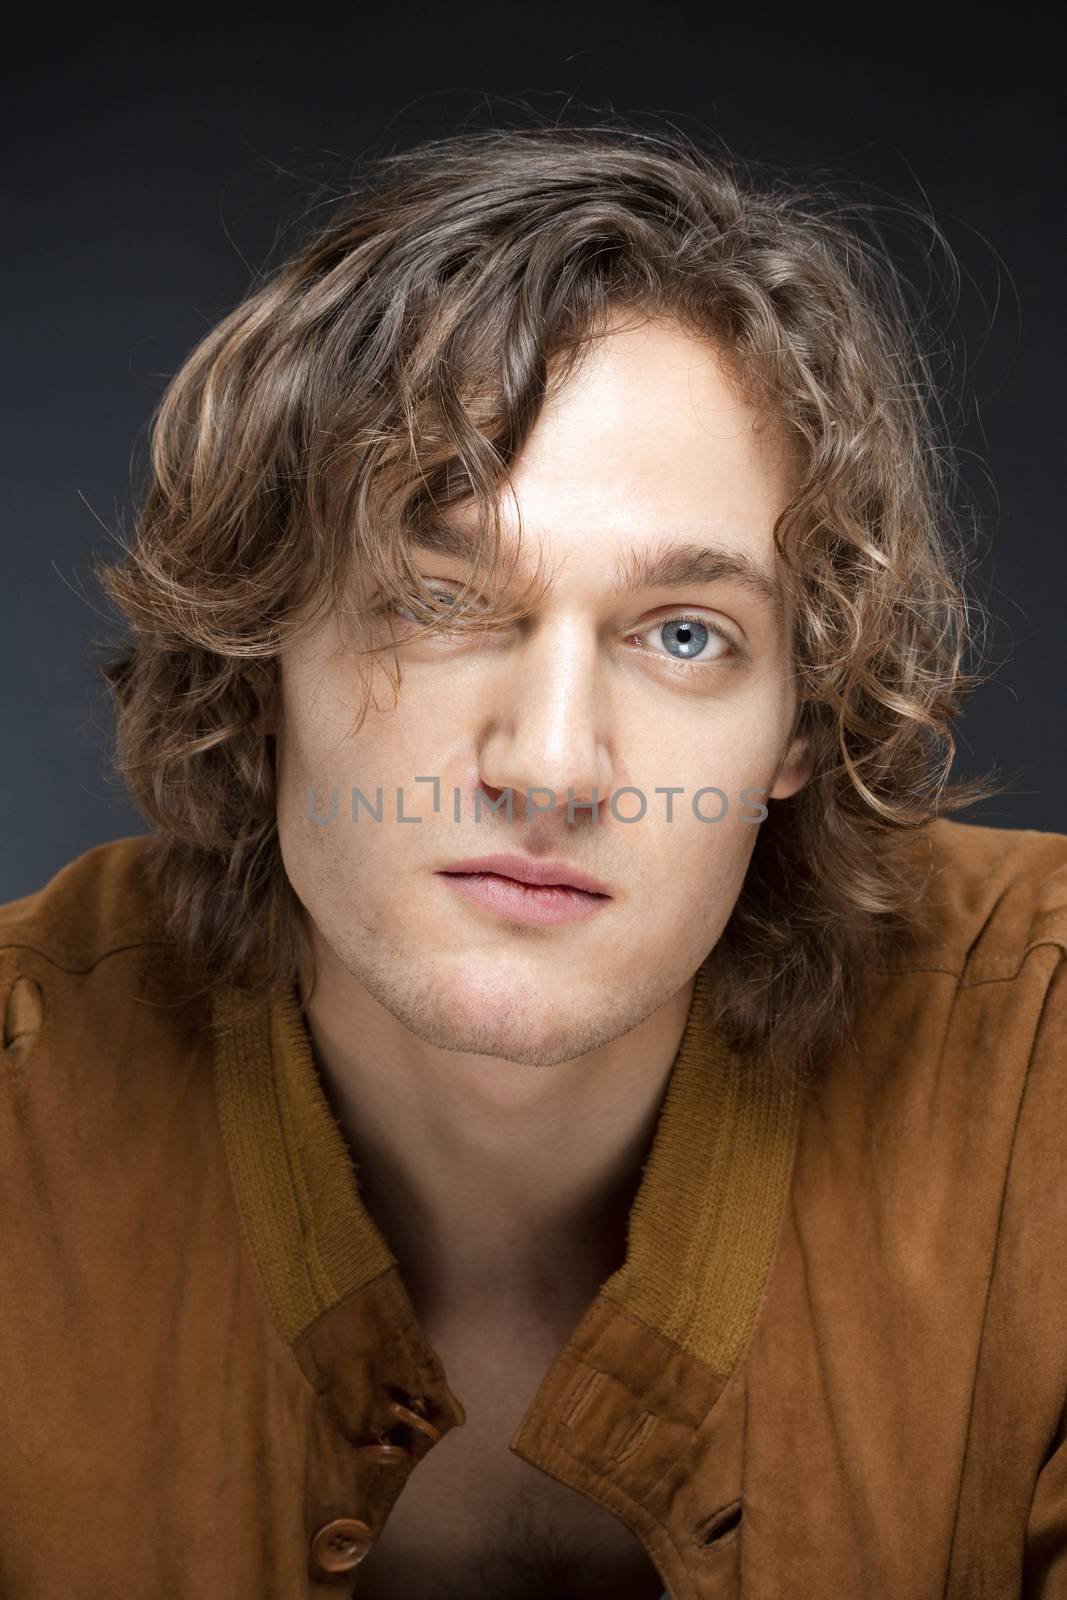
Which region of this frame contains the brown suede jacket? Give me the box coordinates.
[1,818,1065,1598]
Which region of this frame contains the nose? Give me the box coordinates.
[477,617,614,820]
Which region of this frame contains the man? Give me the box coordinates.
[1,123,1064,1599]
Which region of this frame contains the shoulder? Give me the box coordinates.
[0,834,206,1092]
[0,833,164,973]
[862,819,1067,1100]
[824,818,1067,1129]
[0,841,223,1374]
[888,817,1067,982]
[847,819,1067,1195]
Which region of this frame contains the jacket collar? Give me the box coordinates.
[211,957,800,1586]
[212,956,796,1371]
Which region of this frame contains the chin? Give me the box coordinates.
[423,992,587,1068]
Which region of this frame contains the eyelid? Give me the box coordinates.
[370,582,482,618]
[639,609,745,667]
[378,584,748,663]
[407,582,741,632]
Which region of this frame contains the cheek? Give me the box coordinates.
[275,693,432,850]
[639,717,784,809]
[274,710,318,816]
[632,724,774,885]
[643,796,763,873]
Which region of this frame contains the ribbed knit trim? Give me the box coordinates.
[212,960,798,1373]
[601,958,799,1375]
[212,984,395,1345]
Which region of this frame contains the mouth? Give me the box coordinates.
[435,867,612,926]
[437,854,613,897]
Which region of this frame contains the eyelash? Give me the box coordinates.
[370,588,740,669]
[631,614,738,669]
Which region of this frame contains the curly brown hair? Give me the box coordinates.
[92,118,1005,1085]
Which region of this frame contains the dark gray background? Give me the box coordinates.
[3,11,1064,901]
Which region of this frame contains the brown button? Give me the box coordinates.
[355,1438,412,1464]
[387,1398,443,1442]
[310,1517,373,1574]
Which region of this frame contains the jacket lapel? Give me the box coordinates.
[212,957,800,1595]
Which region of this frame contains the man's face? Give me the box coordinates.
[275,316,810,1068]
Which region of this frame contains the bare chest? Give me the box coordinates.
[352,1315,666,1600]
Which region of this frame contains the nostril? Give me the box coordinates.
[698,1498,742,1547]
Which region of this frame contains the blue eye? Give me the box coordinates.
[662,617,709,659]
[649,614,734,665]
[371,590,739,668]
[372,585,468,624]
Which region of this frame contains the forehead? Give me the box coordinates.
[422,320,796,625]
[513,316,798,512]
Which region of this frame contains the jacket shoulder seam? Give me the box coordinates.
[0,939,173,977]
[878,922,1067,988]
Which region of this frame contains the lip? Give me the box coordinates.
[436,852,614,928]
[436,870,611,926]
[437,853,613,897]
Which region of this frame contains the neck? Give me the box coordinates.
[297,942,696,1325]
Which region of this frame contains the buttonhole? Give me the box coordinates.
[698,1497,742,1547]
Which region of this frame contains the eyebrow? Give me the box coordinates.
[412,523,786,628]
[608,538,785,626]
